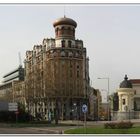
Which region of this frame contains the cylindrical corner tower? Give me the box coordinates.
[53,17,77,48]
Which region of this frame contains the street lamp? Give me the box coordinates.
[72,103,79,127]
[73,103,77,120]
[98,77,110,121]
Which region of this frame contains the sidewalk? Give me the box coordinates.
[59,119,140,126]
[29,125,79,134]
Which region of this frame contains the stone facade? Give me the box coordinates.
[111,75,136,120]
[24,17,90,120]
[12,81,26,106]
[117,88,135,112]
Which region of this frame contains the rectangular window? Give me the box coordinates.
[45,108,47,113]
[41,71,43,77]
[68,40,72,48]
[70,89,72,95]
[62,40,65,48]
[70,70,72,77]
[70,62,72,68]
[77,71,79,78]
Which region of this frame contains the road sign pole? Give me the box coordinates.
[82,104,87,134]
[15,111,19,124]
[16,113,18,124]
[84,112,87,134]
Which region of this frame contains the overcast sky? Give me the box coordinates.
[0,4,140,101]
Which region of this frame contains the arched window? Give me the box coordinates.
[68,40,72,48]
[75,52,79,57]
[60,51,65,57]
[68,51,73,57]
[52,51,57,57]
[56,28,59,36]
[61,26,64,34]
[73,28,75,36]
[123,99,126,105]
[58,28,61,36]
[62,40,65,48]
[67,27,71,34]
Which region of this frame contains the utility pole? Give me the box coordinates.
[18,52,22,67]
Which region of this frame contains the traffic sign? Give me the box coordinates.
[8,103,18,106]
[9,108,18,111]
[8,102,18,111]
[82,104,88,113]
[8,105,18,108]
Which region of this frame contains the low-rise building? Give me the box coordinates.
[0,66,24,104]
[89,88,102,120]
[101,102,109,120]
[129,79,140,111]
[12,81,26,106]
[111,75,140,120]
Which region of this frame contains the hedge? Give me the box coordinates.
[104,121,133,129]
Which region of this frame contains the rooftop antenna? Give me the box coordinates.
[18,52,22,67]
[64,5,66,18]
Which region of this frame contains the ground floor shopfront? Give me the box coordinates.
[26,97,89,121]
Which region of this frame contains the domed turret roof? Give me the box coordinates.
[53,16,77,28]
[120,75,132,88]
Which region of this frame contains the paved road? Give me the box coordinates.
[0,126,78,134]
[0,127,58,134]
[1,119,140,134]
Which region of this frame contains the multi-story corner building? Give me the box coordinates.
[0,65,24,103]
[25,17,90,120]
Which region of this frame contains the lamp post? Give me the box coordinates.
[98,77,110,121]
[93,96,98,121]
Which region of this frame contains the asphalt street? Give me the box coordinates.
[0,127,58,134]
[0,125,77,134]
[0,119,140,134]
